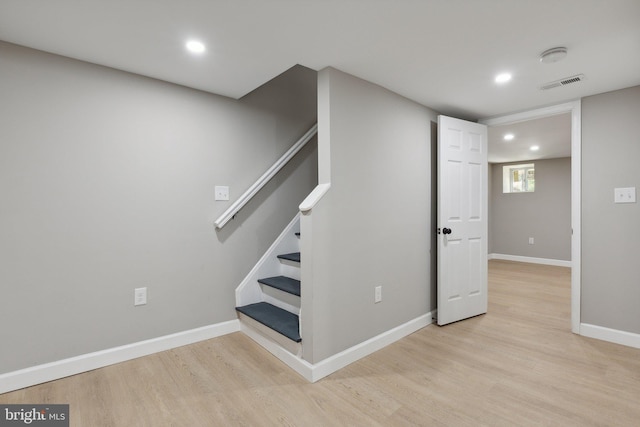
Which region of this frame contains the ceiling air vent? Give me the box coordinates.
[540,74,585,90]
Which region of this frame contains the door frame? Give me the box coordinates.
[480,100,581,334]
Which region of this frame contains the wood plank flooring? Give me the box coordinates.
[2,260,640,426]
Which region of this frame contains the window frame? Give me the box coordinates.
[502,163,535,193]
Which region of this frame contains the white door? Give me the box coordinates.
[437,115,488,326]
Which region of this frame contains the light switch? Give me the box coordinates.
[215,186,230,201]
[134,287,147,306]
[614,187,636,204]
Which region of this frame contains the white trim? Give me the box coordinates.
[489,253,571,267]
[214,124,318,229]
[570,100,582,334]
[309,313,433,382]
[480,101,579,126]
[299,183,331,213]
[480,99,581,334]
[0,320,240,394]
[580,323,640,349]
[240,321,313,380]
[235,213,300,308]
[240,312,432,382]
[238,315,302,356]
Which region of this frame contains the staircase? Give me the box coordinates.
[235,216,302,356]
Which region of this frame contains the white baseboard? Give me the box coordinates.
[0,320,240,395]
[309,312,433,382]
[242,312,433,383]
[240,321,314,380]
[1,313,434,394]
[580,323,640,349]
[489,253,571,267]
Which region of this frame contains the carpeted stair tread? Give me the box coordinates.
[277,252,300,263]
[236,302,301,342]
[258,276,301,296]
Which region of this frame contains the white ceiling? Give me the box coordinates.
[488,113,571,163]
[0,0,639,160]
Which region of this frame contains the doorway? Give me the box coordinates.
[480,101,581,333]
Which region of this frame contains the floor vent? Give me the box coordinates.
[540,74,585,90]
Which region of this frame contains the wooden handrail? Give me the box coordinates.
[214,124,318,229]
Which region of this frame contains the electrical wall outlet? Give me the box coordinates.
[134,287,147,306]
[528,237,534,245]
[614,187,636,204]
[374,286,382,303]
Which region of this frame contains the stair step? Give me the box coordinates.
[236,302,301,342]
[277,252,300,263]
[258,276,301,296]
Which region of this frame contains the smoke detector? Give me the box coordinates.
[540,74,585,90]
[540,47,568,64]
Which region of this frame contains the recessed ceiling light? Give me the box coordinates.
[186,40,206,54]
[495,73,512,84]
[530,145,540,151]
[504,133,515,141]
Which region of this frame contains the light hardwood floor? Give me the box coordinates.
[2,260,640,426]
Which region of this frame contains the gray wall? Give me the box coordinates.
[582,85,640,334]
[304,67,436,363]
[490,158,571,261]
[0,41,317,374]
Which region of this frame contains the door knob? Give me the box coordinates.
[442,228,452,235]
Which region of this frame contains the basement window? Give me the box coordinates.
[503,163,535,193]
